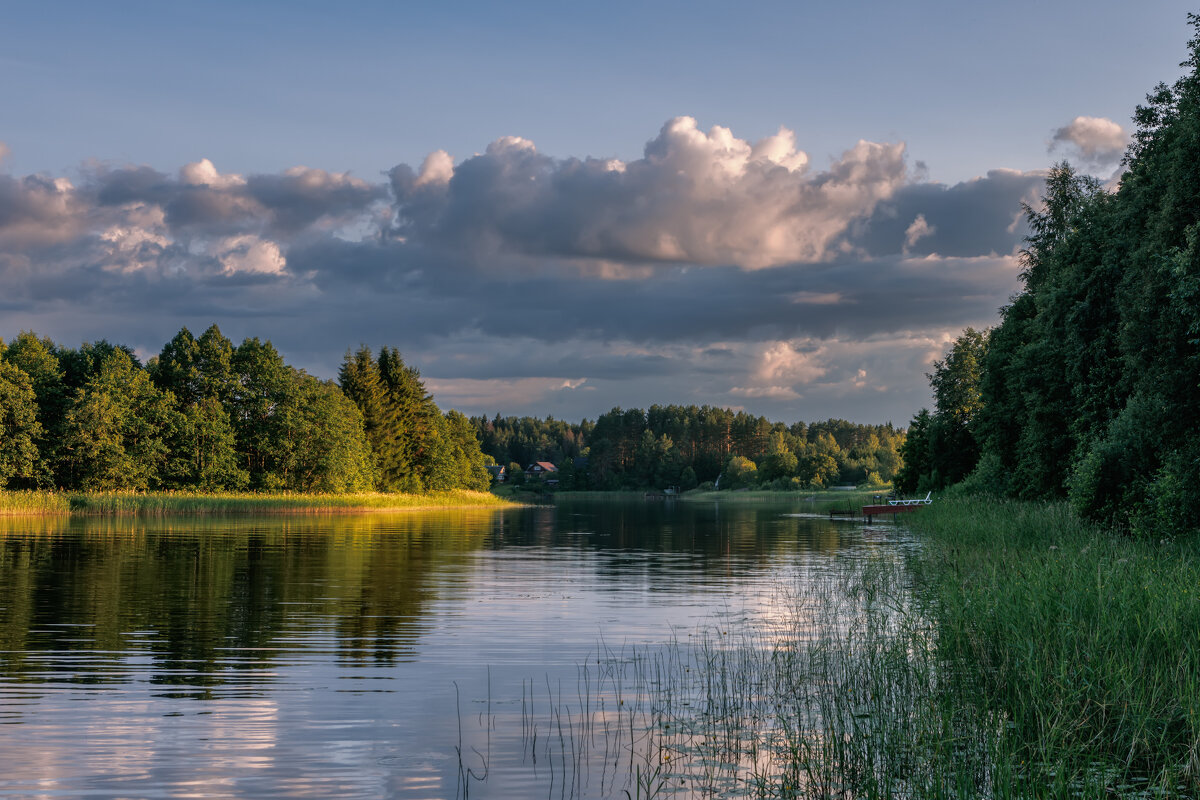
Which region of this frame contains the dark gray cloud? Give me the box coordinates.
[0,121,1043,422]
[288,236,1019,347]
[87,158,384,237]
[849,169,1042,258]
[0,173,83,247]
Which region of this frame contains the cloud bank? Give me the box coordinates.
[390,117,907,269]
[0,118,1050,423]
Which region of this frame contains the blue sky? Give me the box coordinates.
[1,1,1195,424]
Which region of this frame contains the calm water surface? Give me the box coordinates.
[0,499,909,799]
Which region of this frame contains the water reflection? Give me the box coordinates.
[0,500,906,799]
[0,511,502,684]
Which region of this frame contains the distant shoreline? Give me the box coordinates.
[0,489,520,517]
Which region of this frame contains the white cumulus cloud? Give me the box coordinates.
[180,158,247,188]
[392,116,907,269]
[1051,116,1128,170]
[215,234,286,275]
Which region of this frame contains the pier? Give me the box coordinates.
[861,504,925,523]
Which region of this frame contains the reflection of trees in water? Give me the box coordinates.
[530,501,853,590]
[0,503,876,698]
[0,512,501,690]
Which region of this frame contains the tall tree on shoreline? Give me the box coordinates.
[60,351,176,491]
[229,337,295,489]
[340,345,491,492]
[0,359,42,488]
[929,16,1200,532]
[3,332,68,487]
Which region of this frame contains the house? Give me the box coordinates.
[525,461,558,479]
[485,465,507,483]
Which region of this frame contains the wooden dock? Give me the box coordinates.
[861,504,925,523]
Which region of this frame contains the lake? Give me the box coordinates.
[0,498,912,799]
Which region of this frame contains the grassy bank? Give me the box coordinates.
[0,489,516,516]
[908,498,1200,796]
[494,497,1200,798]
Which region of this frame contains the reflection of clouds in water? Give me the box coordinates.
[481,541,920,798]
[0,697,281,795]
[0,504,910,798]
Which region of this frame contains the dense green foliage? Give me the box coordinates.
[905,18,1200,532]
[474,407,903,491]
[909,498,1200,794]
[338,347,490,493]
[0,360,41,486]
[0,326,489,494]
[894,328,988,493]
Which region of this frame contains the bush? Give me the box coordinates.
[723,455,758,489]
[1068,393,1164,527]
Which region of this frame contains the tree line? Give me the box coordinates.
[0,326,490,493]
[898,15,1200,534]
[473,407,904,491]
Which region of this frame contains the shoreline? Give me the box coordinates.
[0,489,520,517]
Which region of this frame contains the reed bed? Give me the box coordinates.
[909,498,1200,798]
[469,499,1200,798]
[472,554,1004,799]
[0,489,514,516]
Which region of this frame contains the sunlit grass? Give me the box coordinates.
[0,489,517,516]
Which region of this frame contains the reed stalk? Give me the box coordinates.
[492,498,1200,798]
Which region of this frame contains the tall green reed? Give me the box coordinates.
[911,499,1200,797]
[506,552,1012,799]
[496,500,1199,798]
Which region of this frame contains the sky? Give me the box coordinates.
[1,0,1195,425]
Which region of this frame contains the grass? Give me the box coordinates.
[476,496,1200,798]
[908,498,1200,797]
[0,489,517,516]
[491,553,1001,799]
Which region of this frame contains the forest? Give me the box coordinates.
[898,16,1200,535]
[0,327,491,493]
[0,323,902,496]
[473,408,905,491]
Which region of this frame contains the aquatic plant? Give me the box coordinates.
[471,498,1200,798]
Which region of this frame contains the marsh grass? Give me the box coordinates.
[910,498,1200,798]
[484,499,1200,798]
[497,553,1009,799]
[0,489,515,516]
